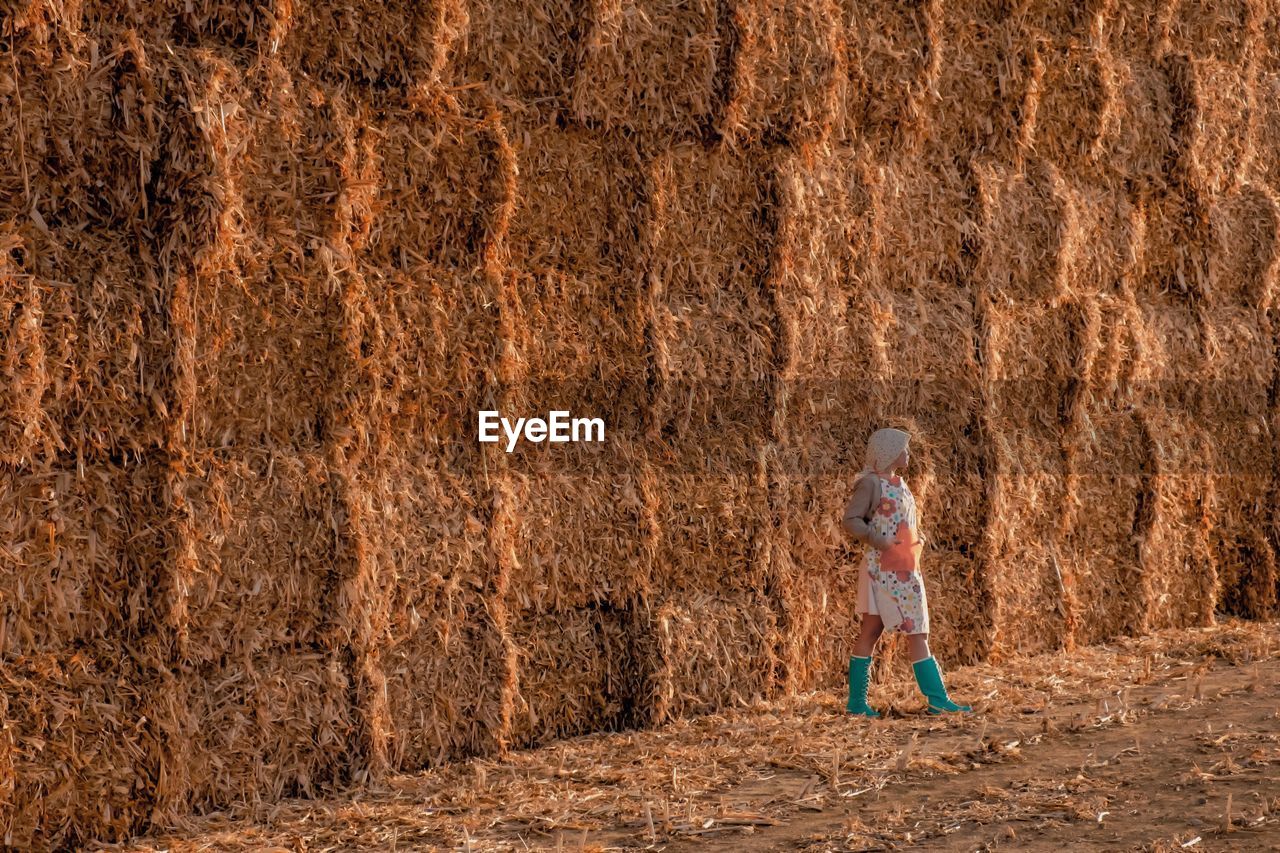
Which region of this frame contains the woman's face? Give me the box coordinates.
[895,447,910,469]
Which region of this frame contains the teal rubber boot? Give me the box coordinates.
[846,655,880,717]
[912,655,972,714]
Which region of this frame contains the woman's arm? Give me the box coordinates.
[842,477,876,542]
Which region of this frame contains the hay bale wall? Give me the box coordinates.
[3,0,1279,843]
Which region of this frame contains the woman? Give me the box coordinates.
[841,427,971,716]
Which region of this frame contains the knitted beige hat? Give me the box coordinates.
[856,427,911,485]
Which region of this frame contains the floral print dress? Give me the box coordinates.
[856,473,930,635]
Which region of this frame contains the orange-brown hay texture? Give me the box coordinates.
[1199,305,1277,617]
[571,0,723,140]
[919,548,988,665]
[1136,407,1216,630]
[502,118,649,430]
[1,0,72,45]
[773,145,876,382]
[837,0,937,148]
[1166,56,1253,198]
[363,94,509,294]
[505,439,654,611]
[1205,421,1276,620]
[1016,0,1110,38]
[1077,290,1142,411]
[157,651,352,813]
[499,267,650,432]
[981,304,1090,657]
[1061,406,1149,645]
[1030,38,1112,172]
[282,0,466,88]
[982,301,1096,385]
[768,420,869,590]
[1272,326,1280,616]
[504,115,647,277]
[1202,305,1274,385]
[1102,0,1169,59]
[79,0,283,49]
[1126,300,1204,412]
[647,143,780,436]
[976,159,1072,303]
[353,265,497,449]
[647,436,771,596]
[717,0,843,146]
[456,0,580,105]
[165,450,344,666]
[382,585,508,771]
[0,24,145,226]
[1135,190,1210,303]
[872,152,974,292]
[984,446,1073,659]
[1264,0,1280,72]
[0,229,179,461]
[0,654,161,849]
[0,33,178,460]
[0,244,46,466]
[646,590,780,721]
[1095,56,1176,191]
[503,270,650,433]
[924,1,1034,162]
[0,460,163,658]
[175,69,363,450]
[1164,0,1259,64]
[1208,183,1280,309]
[1253,72,1280,189]
[506,606,635,747]
[24,239,171,459]
[768,569,855,693]
[1064,178,1137,295]
[355,102,508,443]
[355,444,506,770]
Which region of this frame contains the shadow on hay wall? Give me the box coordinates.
[2,0,1280,846]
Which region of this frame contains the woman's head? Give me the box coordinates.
[865,427,911,474]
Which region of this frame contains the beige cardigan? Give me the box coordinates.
[841,474,928,551]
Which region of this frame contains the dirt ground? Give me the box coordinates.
[108,622,1280,852]
[658,657,1280,852]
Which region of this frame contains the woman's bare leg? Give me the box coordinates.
[906,632,931,661]
[853,614,884,656]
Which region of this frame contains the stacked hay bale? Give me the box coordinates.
[0,19,176,846]
[641,143,782,719]
[337,93,513,772]
[499,114,655,745]
[1152,0,1277,622]
[1200,184,1279,618]
[152,50,363,811]
[975,159,1082,658]
[2,0,1279,845]
[838,0,940,151]
[571,0,726,141]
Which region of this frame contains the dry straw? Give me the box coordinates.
[2,0,1279,846]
